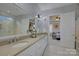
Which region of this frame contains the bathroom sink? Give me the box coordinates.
[12,42,28,48]
[20,40,29,42]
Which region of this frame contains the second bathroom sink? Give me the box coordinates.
[12,42,28,48]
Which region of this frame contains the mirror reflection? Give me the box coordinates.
[0,16,15,37]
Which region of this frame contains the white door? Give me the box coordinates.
[60,11,75,49]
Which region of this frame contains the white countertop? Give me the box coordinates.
[0,35,46,56]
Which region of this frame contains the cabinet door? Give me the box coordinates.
[76,17,79,55]
[17,36,48,56]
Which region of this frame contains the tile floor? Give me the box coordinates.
[43,36,76,56]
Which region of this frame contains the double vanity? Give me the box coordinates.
[0,33,48,56]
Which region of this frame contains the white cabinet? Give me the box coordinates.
[17,36,48,56]
[76,41,79,55]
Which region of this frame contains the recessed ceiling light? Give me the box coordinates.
[7,10,10,13]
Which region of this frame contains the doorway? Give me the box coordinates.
[49,11,75,49]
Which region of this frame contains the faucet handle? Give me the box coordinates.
[9,37,16,44]
[13,37,17,42]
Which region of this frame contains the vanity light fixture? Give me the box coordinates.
[37,14,40,18]
[35,15,40,19]
[55,16,60,21]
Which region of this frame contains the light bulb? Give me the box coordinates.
[56,19,59,21]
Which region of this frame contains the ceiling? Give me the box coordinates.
[0,3,38,17]
[0,3,26,17]
[38,3,72,11]
[0,3,75,17]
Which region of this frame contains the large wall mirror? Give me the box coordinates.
[0,16,16,37]
[0,15,30,37]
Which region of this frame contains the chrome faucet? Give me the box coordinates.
[9,37,16,44]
